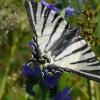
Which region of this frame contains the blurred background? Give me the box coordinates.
[0,0,100,100]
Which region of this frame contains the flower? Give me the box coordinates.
[21,63,42,96]
[65,7,75,16]
[43,66,62,88]
[21,62,62,96]
[54,88,71,100]
[41,0,60,13]
[22,63,42,81]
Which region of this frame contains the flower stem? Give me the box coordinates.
[0,42,17,99]
[87,80,92,100]
[87,80,96,100]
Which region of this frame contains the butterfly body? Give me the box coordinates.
[25,0,100,82]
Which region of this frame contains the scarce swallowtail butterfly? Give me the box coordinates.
[24,0,100,82]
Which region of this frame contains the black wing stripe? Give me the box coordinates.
[24,1,36,34]
[70,69,100,82]
[50,28,81,56]
[54,44,88,61]
[81,70,100,75]
[61,24,70,35]
[89,62,100,66]
[31,1,38,24]
[41,3,45,17]
[51,37,83,57]
[44,23,69,52]
[51,17,64,36]
[41,8,51,34]
[83,49,92,55]
[51,13,59,23]
[70,57,96,64]
[45,17,64,49]
[48,24,70,55]
[72,44,88,54]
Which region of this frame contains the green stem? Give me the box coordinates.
[95,83,100,100]
[87,80,92,100]
[0,44,17,99]
[87,80,96,100]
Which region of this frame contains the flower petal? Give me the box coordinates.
[48,4,60,13]
[41,0,60,13]
[44,72,61,88]
[22,64,35,79]
[22,63,42,80]
[33,63,42,78]
[65,7,75,16]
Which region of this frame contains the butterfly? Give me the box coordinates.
[24,0,100,82]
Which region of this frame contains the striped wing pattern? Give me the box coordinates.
[25,0,100,82]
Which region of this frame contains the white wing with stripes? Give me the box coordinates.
[24,0,100,82]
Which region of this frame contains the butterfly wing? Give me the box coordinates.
[53,32,100,82]
[24,0,100,82]
[24,0,68,54]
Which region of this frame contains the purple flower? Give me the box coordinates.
[41,0,60,13]
[21,63,62,96]
[43,67,62,88]
[65,7,75,16]
[22,63,42,81]
[54,88,71,100]
[22,63,42,96]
